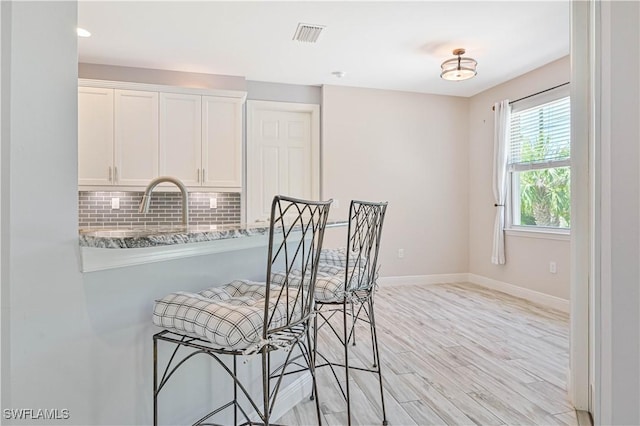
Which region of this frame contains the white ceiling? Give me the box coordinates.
[77,1,570,98]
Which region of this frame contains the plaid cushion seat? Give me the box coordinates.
[317,263,346,275]
[318,247,348,267]
[153,280,302,351]
[314,273,353,303]
[318,248,370,269]
[270,266,365,303]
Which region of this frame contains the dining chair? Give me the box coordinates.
[313,200,389,426]
[152,195,332,425]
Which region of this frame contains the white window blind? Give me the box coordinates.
[509,96,571,171]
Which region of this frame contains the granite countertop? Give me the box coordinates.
[79,221,345,249]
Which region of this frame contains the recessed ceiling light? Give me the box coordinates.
[331,71,346,78]
[77,27,91,38]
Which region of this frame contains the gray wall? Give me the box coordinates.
[321,85,469,277]
[79,63,247,91]
[247,80,321,105]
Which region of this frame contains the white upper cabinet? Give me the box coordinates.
[202,96,243,189]
[159,93,202,186]
[158,94,243,190]
[78,87,114,186]
[78,88,158,187]
[114,89,159,186]
[78,79,246,191]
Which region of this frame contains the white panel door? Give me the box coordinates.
[202,96,242,189]
[78,87,114,186]
[247,101,319,223]
[114,89,159,186]
[159,93,201,186]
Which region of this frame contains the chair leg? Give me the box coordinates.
[310,308,318,401]
[351,303,357,346]
[233,355,238,426]
[307,326,323,425]
[368,297,388,426]
[343,300,352,426]
[153,336,158,426]
[367,302,378,368]
[262,351,270,426]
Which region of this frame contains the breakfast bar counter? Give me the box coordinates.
[80,223,275,249]
[79,221,346,272]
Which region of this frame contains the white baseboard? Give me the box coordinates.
[467,273,570,313]
[377,273,468,286]
[377,273,570,313]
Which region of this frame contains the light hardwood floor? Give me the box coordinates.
[279,282,581,426]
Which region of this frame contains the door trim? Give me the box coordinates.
[569,0,591,413]
[246,100,320,222]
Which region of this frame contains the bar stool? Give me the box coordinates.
[152,195,332,425]
[314,200,389,426]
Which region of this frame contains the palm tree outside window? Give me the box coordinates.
[508,88,571,231]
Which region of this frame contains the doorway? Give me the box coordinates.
[246,100,320,223]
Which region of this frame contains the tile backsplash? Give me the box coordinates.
[79,191,241,229]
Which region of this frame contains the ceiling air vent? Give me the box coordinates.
[292,23,325,43]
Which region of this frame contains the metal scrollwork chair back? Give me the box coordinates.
[313,199,389,426]
[152,195,332,426]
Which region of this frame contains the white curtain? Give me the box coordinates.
[492,100,510,265]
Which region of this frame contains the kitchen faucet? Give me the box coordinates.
[139,176,189,227]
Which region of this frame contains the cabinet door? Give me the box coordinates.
[202,96,242,189]
[78,87,114,186]
[159,93,202,186]
[114,89,159,186]
[247,104,314,222]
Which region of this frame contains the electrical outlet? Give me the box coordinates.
[111,197,120,209]
[209,197,217,209]
[334,199,340,209]
[398,249,405,258]
[550,261,557,274]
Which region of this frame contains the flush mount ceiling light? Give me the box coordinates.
[440,48,477,81]
[77,27,91,38]
[331,71,346,78]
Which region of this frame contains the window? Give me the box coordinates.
[508,89,570,231]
